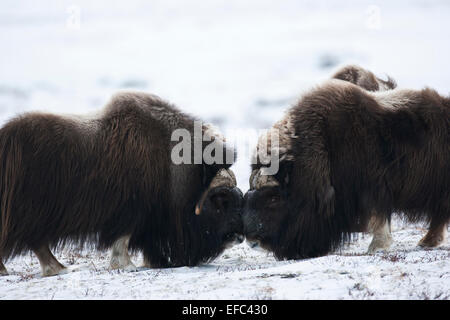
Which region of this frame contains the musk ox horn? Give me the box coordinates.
[249,168,280,190]
[195,168,237,215]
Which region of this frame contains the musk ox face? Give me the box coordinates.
[198,185,244,247]
[243,186,286,252]
[243,166,291,254]
[195,169,244,249]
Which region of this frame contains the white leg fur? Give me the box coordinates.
[109,236,137,271]
[34,246,67,277]
[367,217,393,254]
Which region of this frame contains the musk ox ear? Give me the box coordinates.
[195,168,237,215]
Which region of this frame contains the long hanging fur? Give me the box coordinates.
[246,79,449,259]
[0,92,240,267]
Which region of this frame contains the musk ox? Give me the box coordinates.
[243,66,449,260]
[0,92,244,277]
[332,65,448,252]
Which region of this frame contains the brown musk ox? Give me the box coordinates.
[0,92,244,276]
[243,67,449,260]
[331,65,448,252]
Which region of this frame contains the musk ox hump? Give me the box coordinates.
[332,64,397,92]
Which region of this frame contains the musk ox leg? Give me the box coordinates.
[33,246,67,277]
[418,221,448,248]
[0,258,8,276]
[142,256,152,268]
[109,236,137,271]
[367,217,393,254]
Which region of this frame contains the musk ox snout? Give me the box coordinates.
[242,190,263,240]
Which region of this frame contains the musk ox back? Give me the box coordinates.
[243,78,449,260]
[0,92,243,276]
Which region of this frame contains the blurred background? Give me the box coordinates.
[1,0,449,189]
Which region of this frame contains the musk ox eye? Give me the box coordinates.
[210,191,230,213]
[268,195,280,205]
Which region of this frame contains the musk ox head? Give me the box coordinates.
[242,114,298,258]
[195,168,244,249]
[243,165,291,256]
[242,113,340,260]
[144,135,244,268]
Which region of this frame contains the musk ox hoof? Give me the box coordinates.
[109,258,137,272]
[418,234,446,248]
[41,264,67,277]
[0,267,8,276]
[123,263,138,272]
[246,240,267,253]
[367,236,393,254]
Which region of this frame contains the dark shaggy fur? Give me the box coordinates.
[244,80,449,260]
[332,64,397,91]
[0,92,243,269]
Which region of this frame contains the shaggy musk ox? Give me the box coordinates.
[243,65,449,260]
[0,92,244,277]
[332,66,447,252]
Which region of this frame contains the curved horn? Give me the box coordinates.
[249,169,259,190]
[250,168,280,190]
[195,169,237,215]
[209,168,236,189]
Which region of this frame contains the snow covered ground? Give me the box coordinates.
[0,0,449,299]
[1,218,449,299]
